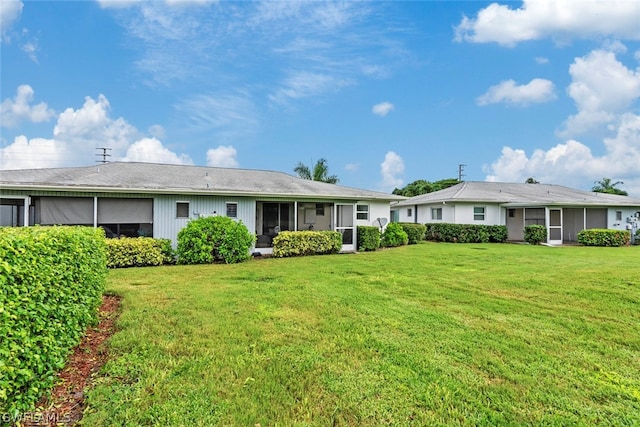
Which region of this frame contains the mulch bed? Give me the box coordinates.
[20,294,122,426]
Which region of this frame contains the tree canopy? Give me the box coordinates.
[592,177,628,196]
[294,158,339,184]
[392,178,459,197]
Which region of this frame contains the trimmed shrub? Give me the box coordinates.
[273,231,342,257]
[487,225,509,243]
[357,226,380,251]
[106,237,174,268]
[524,225,547,245]
[381,222,409,247]
[176,216,255,264]
[577,229,630,247]
[426,223,490,243]
[398,223,426,244]
[0,226,107,414]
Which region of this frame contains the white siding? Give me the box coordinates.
[154,195,256,248]
[358,201,392,229]
[608,207,640,231]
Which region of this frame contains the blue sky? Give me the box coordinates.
[1,1,640,196]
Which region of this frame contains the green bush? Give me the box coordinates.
[106,237,174,268]
[577,229,630,247]
[381,222,409,247]
[487,225,509,243]
[273,231,342,258]
[0,226,107,414]
[426,223,492,243]
[176,216,255,264]
[357,226,380,251]
[398,223,426,244]
[524,225,547,245]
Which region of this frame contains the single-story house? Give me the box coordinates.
[0,162,405,253]
[391,181,640,245]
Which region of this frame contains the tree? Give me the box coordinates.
[525,177,540,184]
[592,177,628,196]
[392,178,459,197]
[294,158,339,184]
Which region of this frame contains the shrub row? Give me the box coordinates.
[398,223,426,244]
[426,223,508,243]
[357,226,381,251]
[0,226,107,414]
[177,216,255,264]
[577,229,630,247]
[106,237,174,268]
[273,231,342,257]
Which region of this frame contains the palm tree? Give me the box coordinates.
[592,177,628,196]
[524,177,540,184]
[294,158,339,184]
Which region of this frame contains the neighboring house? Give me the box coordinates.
[0,162,405,253]
[391,181,640,245]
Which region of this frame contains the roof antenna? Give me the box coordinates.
[96,147,112,164]
[458,164,466,182]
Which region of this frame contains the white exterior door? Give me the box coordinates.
[335,204,355,252]
[548,208,563,245]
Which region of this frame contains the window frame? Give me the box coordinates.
[226,202,238,218]
[431,207,442,221]
[407,208,412,218]
[473,206,485,221]
[356,204,369,220]
[176,201,189,219]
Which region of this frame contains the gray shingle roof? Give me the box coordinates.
[0,162,405,201]
[392,181,640,207]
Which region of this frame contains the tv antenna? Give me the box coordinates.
[458,164,466,182]
[96,147,112,164]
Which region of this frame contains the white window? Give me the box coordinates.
[356,204,369,220]
[226,202,238,218]
[316,203,325,216]
[407,208,412,218]
[176,202,189,218]
[616,211,622,221]
[431,207,442,220]
[473,206,485,221]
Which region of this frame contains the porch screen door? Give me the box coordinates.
[548,208,562,245]
[335,204,355,251]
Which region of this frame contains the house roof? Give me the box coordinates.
[0,162,405,202]
[392,181,640,208]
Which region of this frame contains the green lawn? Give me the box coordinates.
[82,243,640,426]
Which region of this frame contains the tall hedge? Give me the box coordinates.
[524,225,547,245]
[177,216,255,264]
[273,231,342,257]
[357,226,380,251]
[381,222,409,247]
[0,226,107,415]
[398,223,426,244]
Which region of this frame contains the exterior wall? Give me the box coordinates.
[506,208,525,241]
[153,195,256,248]
[608,207,639,231]
[361,201,392,230]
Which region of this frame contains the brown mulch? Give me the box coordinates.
[20,295,122,426]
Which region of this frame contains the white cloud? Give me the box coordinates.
[121,138,193,164]
[372,102,394,117]
[344,163,359,172]
[484,113,640,196]
[380,151,404,192]
[561,48,640,136]
[1,92,191,170]
[20,40,38,63]
[148,124,166,139]
[476,78,557,107]
[269,71,353,106]
[0,0,23,42]
[1,85,55,128]
[535,57,549,65]
[455,0,640,47]
[206,145,239,168]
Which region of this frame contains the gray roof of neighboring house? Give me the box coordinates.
[392,181,640,207]
[0,162,405,201]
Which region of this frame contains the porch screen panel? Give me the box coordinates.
[586,208,607,229]
[40,197,93,225]
[98,198,153,223]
